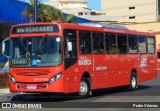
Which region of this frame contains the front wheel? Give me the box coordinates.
[79,77,90,98]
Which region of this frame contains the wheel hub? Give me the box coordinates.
[79,81,88,95]
[131,76,136,88]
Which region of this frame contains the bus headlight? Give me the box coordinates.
[49,73,62,84]
[9,75,16,84]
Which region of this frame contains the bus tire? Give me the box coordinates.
[129,72,137,91]
[79,77,90,98]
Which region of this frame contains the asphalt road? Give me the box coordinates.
[0,71,160,111]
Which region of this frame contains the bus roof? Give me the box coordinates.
[78,22,129,30]
[10,21,155,37]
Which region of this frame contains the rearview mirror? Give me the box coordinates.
[2,38,10,59]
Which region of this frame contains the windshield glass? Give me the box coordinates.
[10,36,62,67]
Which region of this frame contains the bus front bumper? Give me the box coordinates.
[9,78,65,93]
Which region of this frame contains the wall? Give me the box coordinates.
[0,0,29,24]
[101,0,158,22]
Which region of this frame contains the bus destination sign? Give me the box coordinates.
[12,25,59,34]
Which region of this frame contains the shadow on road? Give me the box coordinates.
[91,85,154,97]
[11,93,79,102]
[10,85,159,102]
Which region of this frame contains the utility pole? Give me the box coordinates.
[34,0,38,22]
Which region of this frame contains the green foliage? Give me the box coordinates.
[23,0,78,23]
[0,72,9,88]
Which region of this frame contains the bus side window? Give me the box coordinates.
[93,32,104,54]
[138,36,147,54]
[128,35,138,54]
[117,34,128,54]
[79,31,91,54]
[105,33,116,54]
[147,37,155,54]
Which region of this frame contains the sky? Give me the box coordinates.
[87,0,101,11]
[24,0,101,11]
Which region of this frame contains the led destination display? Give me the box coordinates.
[12,25,59,34]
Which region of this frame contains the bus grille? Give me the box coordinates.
[15,69,51,76]
[17,83,47,90]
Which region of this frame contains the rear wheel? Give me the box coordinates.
[129,72,137,91]
[79,77,90,98]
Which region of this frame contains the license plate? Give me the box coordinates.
[27,85,36,89]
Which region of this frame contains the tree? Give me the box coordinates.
[23,0,78,23]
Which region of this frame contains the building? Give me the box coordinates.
[46,0,89,16]
[0,0,29,42]
[46,0,111,22]
[101,0,160,49]
[46,0,88,9]
[101,0,159,23]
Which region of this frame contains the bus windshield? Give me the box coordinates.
[10,36,62,67]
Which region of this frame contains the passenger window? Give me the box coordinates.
[147,37,155,54]
[117,34,128,54]
[105,33,116,54]
[128,35,138,54]
[93,32,104,54]
[79,31,91,54]
[138,36,147,54]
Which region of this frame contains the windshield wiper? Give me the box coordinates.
[19,36,27,52]
[19,36,30,60]
[37,34,48,52]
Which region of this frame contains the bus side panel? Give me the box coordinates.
[157,59,160,70]
[64,55,94,93]
[64,67,79,93]
[135,54,157,83]
[92,55,107,89]
[109,55,119,87]
[116,54,130,86]
[137,55,158,83]
[127,55,140,82]
[146,55,157,81]
[75,55,94,91]
[105,55,117,88]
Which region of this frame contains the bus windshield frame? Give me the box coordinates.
[10,36,62,67]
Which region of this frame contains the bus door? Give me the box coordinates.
[64,29,78,93]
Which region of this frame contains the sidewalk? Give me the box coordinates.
[0,88,10,95]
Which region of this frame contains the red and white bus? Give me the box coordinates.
[2,21,158,98]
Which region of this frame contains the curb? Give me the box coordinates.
[0,88,10,95]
